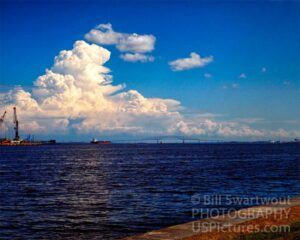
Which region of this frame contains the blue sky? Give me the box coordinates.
[0,0,299,140]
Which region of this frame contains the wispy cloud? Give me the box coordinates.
[204,73,212,78]
[169,52,213,71]
[239,73,247,79]
[232,83,239,89]
[261,67,267,73]
[223,83,239,89]
[234,118,264,124]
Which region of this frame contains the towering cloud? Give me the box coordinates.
[0,41,182,136]
[0,37,297,139]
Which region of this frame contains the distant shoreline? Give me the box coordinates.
[1,141,299,145]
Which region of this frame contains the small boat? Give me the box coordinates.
[90,138,112,144]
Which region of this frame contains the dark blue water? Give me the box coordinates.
[0,143,299,239]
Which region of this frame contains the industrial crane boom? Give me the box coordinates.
[0,111,6,123]
[0,111,7,140]
[13,107,20,141]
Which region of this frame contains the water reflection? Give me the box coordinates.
[0,143,299,239]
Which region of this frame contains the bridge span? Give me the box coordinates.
[113,135,222,144]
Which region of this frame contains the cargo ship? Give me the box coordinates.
[90,138,112,144]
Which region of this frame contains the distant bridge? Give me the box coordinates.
[113,135,222,144]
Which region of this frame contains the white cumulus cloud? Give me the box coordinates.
[85,23,156,54]
[0,40,297,140]
[0,41,182,137]
[169,52,213,71]
[120,53,154,62]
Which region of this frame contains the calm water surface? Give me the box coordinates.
[0,144,299,239]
